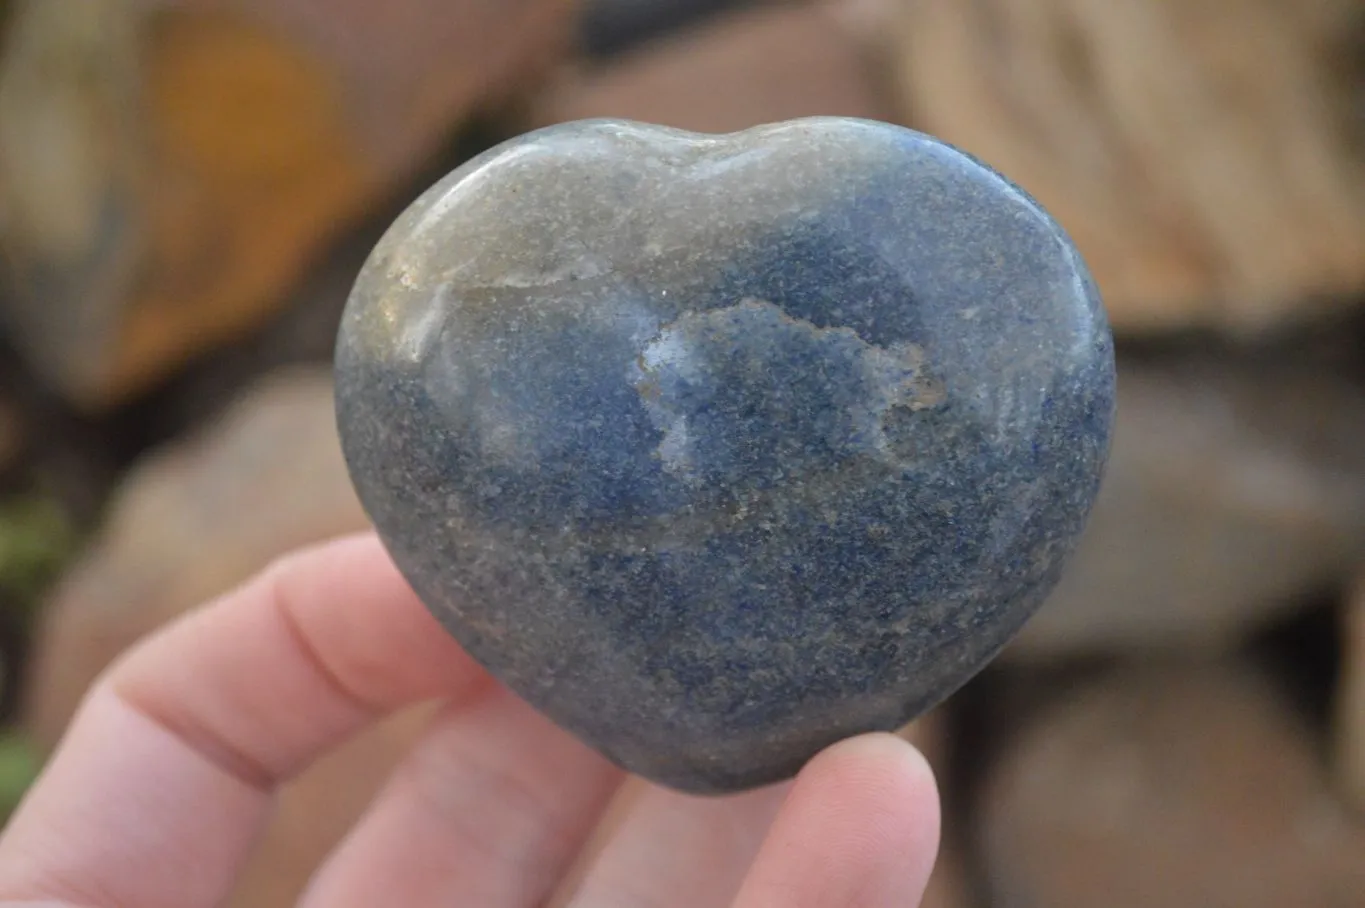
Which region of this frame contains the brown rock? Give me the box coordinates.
[0,0,576,408]
[881,0,1365,337]
[1337,575,1365,816]
[533,2,893,134]
[1011,345,1365,657]
[979,662,1365,908]
[21,368,425,907]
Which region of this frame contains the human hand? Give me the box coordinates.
[0,532,940,907]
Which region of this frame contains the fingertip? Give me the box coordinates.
[802,731,939,801]
[799,731,941,856]
[735,732,942,908]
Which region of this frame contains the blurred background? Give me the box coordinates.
[0,0,1362,904]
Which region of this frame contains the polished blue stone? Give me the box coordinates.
[334,117,1115,792]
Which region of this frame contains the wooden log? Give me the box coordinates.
[880,0,1365,336]
[0,0,577,407]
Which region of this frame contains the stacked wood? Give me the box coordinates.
[881,0,1365,336]
[0,0,577,407]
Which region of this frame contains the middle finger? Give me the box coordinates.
[297,684,623,908]
[560,776,790,908]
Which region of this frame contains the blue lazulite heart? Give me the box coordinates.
[334,118,1115,793]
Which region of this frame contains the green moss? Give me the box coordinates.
[0,729,40,820]
[0,494,77,610]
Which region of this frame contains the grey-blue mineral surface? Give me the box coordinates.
[335,117,1116,792]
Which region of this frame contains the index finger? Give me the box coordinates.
[0,532,487,908]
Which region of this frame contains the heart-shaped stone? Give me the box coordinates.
[335,118,1115,793]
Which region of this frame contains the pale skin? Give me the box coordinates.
[0,532,940,907]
